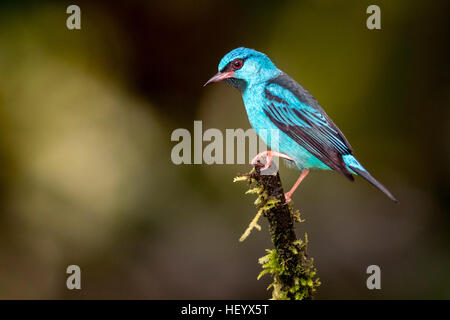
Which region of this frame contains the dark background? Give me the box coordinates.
[0,0,448,299]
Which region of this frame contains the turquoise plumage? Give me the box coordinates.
[205,47,397,203]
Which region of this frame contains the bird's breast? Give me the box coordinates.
[242,85,281,146]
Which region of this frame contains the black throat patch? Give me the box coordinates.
[224,78,248,92]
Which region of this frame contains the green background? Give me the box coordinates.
[0,0,448,299]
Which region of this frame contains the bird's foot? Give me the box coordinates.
[284,192,293,203]
[251,151,272,170]
[251,151,294,170]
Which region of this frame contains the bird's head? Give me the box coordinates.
[204,47,280,91]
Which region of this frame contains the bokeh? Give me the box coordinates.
[0,0,448,299]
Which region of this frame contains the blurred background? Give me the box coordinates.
[0,0,448,299]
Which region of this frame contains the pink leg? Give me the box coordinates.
[284,169,310,203]
[251,151,294,170]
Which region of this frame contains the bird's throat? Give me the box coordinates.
[225,78,248,93]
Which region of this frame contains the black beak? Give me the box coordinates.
[203,71,235,86]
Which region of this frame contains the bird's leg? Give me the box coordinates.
[284,169,310,203]
[251,150,294,170]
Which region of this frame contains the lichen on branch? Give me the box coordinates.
[234,166,320,300]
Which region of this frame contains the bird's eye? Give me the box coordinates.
[232,59,244,70]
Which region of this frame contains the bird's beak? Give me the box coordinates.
[203,71,234,86]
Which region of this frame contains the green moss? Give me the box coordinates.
[257,238,320,300]
[234,169,320,300]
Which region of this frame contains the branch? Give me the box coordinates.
[234,165,320,300]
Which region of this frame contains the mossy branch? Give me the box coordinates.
[234,166,320,300]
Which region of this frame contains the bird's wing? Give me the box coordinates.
[263,74,354,180]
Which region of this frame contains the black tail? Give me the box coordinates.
[348,166,398,203]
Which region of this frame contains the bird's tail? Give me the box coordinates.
[343,155,398,203]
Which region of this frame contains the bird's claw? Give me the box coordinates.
[284,192,292,203]
[251,152,272,170]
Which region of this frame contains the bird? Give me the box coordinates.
[204,47,397,203]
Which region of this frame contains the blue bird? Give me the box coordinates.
[204,47,397,203]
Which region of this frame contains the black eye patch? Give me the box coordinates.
[221,56,248,72]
